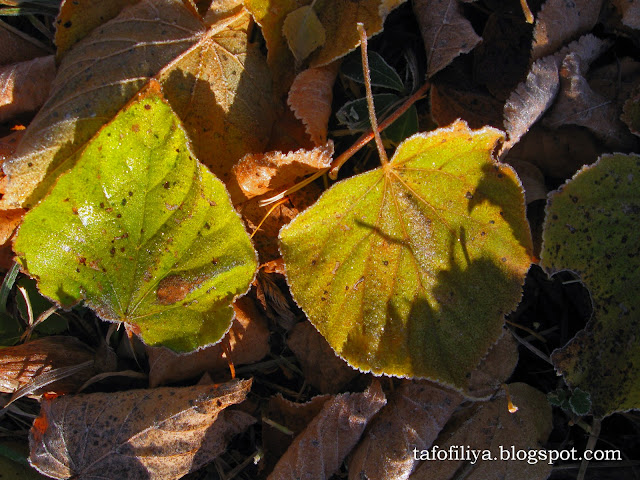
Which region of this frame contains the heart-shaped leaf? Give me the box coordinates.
[542,153,640,417]
[279,121,532,389]
[14,84,257,352]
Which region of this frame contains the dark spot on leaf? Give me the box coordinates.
[383,260,389,266]
[621,235,628,244]
[99,202,104,208]
[64,21,72,28]
[570,195,578,203]
[131,124,139,133]
[121,199,127,206]
[144,104,151,110]
[552,214,558,220]
[27,162,33,167]
[565,224,576,233]
[164,182,170,189]
[489,220,495,224]
[204,222,211,230]
[72,207,78,215]
[502,257,507,262]
[465,191,473,199]
[120,247,125,252]
[128,191,133,196]
[156,275,195,305]
[116,213,122,218]
[110,247,115,256]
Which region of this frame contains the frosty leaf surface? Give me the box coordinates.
[14,86,257,352]
[542,153,640,416]
[279,121,532,389]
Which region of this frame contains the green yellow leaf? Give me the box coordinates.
[541,153,640,417]
[13,85,257,352]
[279,121,532,389]
[282,5,326,62]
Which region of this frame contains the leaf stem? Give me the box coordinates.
[357,23,388,168]
[329,80,430,180]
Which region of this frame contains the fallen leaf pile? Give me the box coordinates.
[0,0,639,478]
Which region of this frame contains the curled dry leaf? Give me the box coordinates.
[0,56,55,123]
[544,53,637,150]
[147,296,270,387]
[348,381,464,480]
[268,380,386,480]
[230,142,333,201]
[501,56,559,156]
[531,0,604,61]
[0,336,96,395]
[288,64,340,146]
[29,378,254,480]
[348,331,518,480]
[413,0,481,78]
[262,393,332,472]
[409,383,553,480]
[287,320,359,394]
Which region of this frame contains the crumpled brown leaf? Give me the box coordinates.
[229,142,333,201]
[29,378,254,480]
[347,331,519,480]
[288,64,340,146]
[531,0,604,60]
[501,56,559,156]
[147,296,270,387]
[544,52,637,149]
[262,393,332,473]
[414,0,481,78]
[287,320,359,394]
[268,380,386,480]
[409,383,553,480]
[0,336,97,396]
[0,56,55,123]
[348,381,464,480]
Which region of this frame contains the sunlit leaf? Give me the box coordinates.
[542,153,640,417]
[282,5,326,62]
[280,121,532,389]
[14,85,257,352]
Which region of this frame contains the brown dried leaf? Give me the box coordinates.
[268,380,386,480]
[0,56,55,123]
[0,336,95,395]
[1,0,203,209]
[54,0,140,59]
[157,8,276,186]
[239,182,323,262]
[262,394,332,471]
[612,0,640,29]
[29,379,254,480]
[509,124,603,179]
[347,332,518,480]
[414,0,481,78]
[287,320,359,394]
[466,330,519,398]
[430,83,504,129]
[0,208,25,245]
[501,56,559,156]
[147,296,270,387]
[288,63,339,146]
[348,381,464,480]
[531,0,604,60]
[544,53,638,149]
[473,11,533,100]
[622,83,640,137]
[409,383,553,480]
[230,142,333,201]
[0,23,48,65]
[507,159,548,205]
